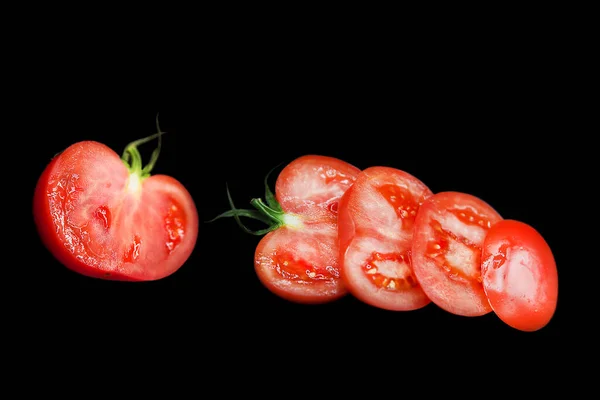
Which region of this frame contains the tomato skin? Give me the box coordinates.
[411,191,503,316]
[252,155,361,304]
[34,157,73,271]
[33,141,198,281]
[481,220,558,332]
[338,166,433,311]
[337,184,357,257]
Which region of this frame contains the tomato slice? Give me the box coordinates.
[481,220,558,332]
[255,220,345,303]
[251,155,361,304]
[215,155,360,304]
[33,140,198,281]
[411,191,503,316]
[338,166,433,311]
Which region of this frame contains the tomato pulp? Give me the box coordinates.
[481,219,558,332]
[411,191,502,316]
[337,166,433,311]
[33,136,198,281]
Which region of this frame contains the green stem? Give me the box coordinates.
[250,198,284,223]
[264,163,283,212]
[121,114,165,178]
[208,170,298,236]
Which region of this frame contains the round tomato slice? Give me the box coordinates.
[411,191,502,316]
[215,155,360,304]
[338,166,433,311]
[481,220,558,332]
[33,139,198,281]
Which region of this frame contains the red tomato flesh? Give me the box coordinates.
[481,220,558,332]
[338,166,433,311]
[411,191,503,316]
[254,155,361,304]
[33,141,198,281]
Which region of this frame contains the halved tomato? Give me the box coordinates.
[411,191,502,316]
[337,166,433,311]
[33,133,198,281]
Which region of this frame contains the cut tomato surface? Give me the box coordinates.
[217,155,361,304]
[481,219,558,332]
[34,138,198,281]
[411,191,502,316]
[337,166,433,311]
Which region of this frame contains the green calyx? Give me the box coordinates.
[121,114,165,179]
[209,164,302,235]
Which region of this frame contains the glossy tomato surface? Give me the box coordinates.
[481,219,558,332]
[254,155,361,304]
[337,166,433,311]
[411,191,502,316]
[33,141,198,281]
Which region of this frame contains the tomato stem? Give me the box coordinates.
[121,114,165,179]
[207,184,283,235]
[250,198,283,222]
[264,163,283,212]
[208,164,303,235]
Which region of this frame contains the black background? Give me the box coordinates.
[18,26,575,369]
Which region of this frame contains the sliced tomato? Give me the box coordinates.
[481,219,558,332]
[255,219,344,303]
[411,191,502,316]
[337,166,433,311]
[33,138,198,281]
[217,155,361,304]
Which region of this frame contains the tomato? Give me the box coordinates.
[481,219,558,332]
[33,130,198,281]
[337,166,433,311]
[411,191,503,316]
[213,155,361,304]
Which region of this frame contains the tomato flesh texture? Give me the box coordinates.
[275,155,360,218]
[254,155,361,304]
[255,222,344,304]
[33,141,198,281]
[338,167,433,311]
[481,220,558,332]
[411,192,502,316]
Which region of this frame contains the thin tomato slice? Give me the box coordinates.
[411,191,502,316]
[338,166,433,311]
[481,219,558,331]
